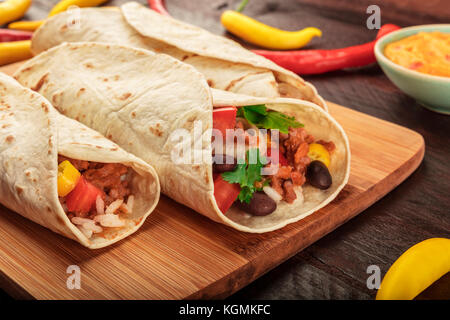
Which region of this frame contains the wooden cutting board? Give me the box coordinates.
[0,62,424,299]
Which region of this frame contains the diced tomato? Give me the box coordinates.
[65,176,103,215]
[214,175,240,214]
[213,106,237,138]
[267,148,289,166]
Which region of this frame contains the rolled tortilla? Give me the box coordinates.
[14,42,350,233]
[0,73,160,248]
[31,1,326,110]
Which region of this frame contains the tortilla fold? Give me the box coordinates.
[0,73,160,248]
[30,1,326,110]
[14,42,350,233]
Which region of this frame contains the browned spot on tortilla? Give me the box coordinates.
[85,63,94,68]
[5,135,14,143]
[114,75,120,81]
[20,66,33,73]
[149,126,162,137]
[207,79,215,87]
[1,124,11,129]
[56,215,65,225]
[77,88,86,97]
[193,165,200,172]
[181,55,189,61]
[103,78,109,82]
[131,112,136,118]
[32,178,37,182]
[31,73,49,92]
[107,134,113,139]
[119,93,132,100]
[48,149,52,155]
[16,186,23,195]
[48,137,53,148]
[60,24,68,32]
[204,172,209,184]
[96,146,102,149]
[93,135,102,139]
[136,51,146,56]
[41,102,48,113]
[25,172,30,177]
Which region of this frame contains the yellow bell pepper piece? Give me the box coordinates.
[376,238,450,300]
[8,0,108,31]
[57,160,81,197]
[0,40,32,66]
[0,0,31,26]
[307,143,330,168]
[221,10,322,50]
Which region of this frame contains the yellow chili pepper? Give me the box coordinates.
[308,143,330,168]
[8,0,108,31]
[0,0,31,26]
[0,40,32,66]
[221,10,322,50]
[376,238,450,300]
[8,20,43,31]
[57,160,81,197]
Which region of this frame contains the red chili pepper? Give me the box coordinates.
[253,24,401,75]
[0,29,33,42]
[147,0,169,16]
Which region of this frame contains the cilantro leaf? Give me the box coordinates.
[221,149,266,204]
[236,105,303,134]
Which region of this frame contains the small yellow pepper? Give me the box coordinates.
[376,238,450,300]
[0,40,32,66]
[221,10,322,50]
[308,143,330,168]
[8,20,43,31]
[0,0,31,26]
[8,0,108,31]
[57,160,81,197]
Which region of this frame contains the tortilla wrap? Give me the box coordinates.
[30,1,327,110]
[0,73,160,248]
[14,42,350,233]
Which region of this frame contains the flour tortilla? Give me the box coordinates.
[14,42,350,233]
[0,73,160,248]
[31,1,327,110]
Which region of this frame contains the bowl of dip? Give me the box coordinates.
[374,24,450,114]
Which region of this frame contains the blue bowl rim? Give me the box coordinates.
[374,24,450,83]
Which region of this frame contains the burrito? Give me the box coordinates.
[14,42,350,233]
[0,73,160,248]
[30,1,327,110]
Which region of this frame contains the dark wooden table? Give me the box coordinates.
[1,0,449,300]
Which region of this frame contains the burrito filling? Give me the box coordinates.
[212,105,335,216]
[57,155,134,239]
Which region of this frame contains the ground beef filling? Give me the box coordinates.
[58,156,131,217]
[269,128,335,204]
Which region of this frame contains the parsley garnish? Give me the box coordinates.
[236,104,303,134]
[221,149,266,203]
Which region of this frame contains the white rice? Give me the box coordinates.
[263,186,283,203]
[105,199,123,215]
[126,195,134,212]
[78,225,93,239]
[94,214,125,228]
[96,195,105,215]
[71,217,103,238]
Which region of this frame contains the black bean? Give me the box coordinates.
[237,192,277,216]
[213,154,237,173]
[306,160,332,190]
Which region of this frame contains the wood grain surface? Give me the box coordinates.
[1,0,449,300]
[0,58,424,299]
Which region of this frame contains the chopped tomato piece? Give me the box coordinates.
[213,106,237,138]
[66,176,103,215]
[214,175,240,214]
